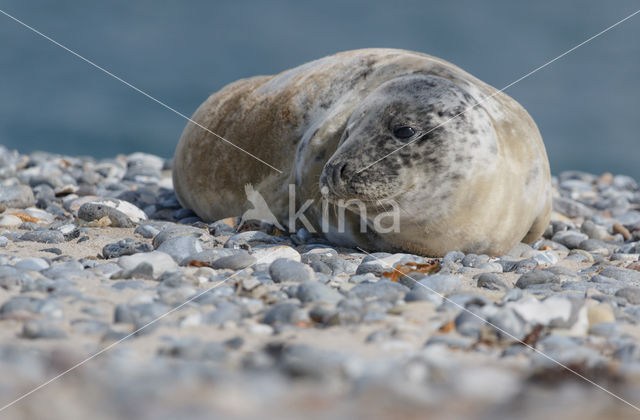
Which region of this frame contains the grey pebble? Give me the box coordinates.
[0,184,35,208]
[22,320,66,339]
[615,287,640,304]
[262,302,302,326]
[212,253,257,270]
[475,273,508,291]
[296,281,342,304]
[20,230,64,244]
[552,196,593,218]
[78,202,134,227]
[103,238,153,259]
[157,235,203,263]
[411,274,462,295]
[349,280,410,302]
[14,257,50,271]
[515,270,559,289]
[269,258,313,283]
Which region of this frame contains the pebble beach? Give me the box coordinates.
[2,146,640,419]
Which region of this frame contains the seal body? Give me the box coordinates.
[173,48,551,256]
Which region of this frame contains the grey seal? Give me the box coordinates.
[173,48,551,256]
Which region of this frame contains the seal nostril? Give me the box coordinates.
[330,162,346,186]
[339,162,347,178]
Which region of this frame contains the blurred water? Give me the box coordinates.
[1,0,639,178]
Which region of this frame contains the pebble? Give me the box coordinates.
[269,258,313,283]
[14,257,50,271]
[211,254,257,270]
[412,274,462,295]
[615,287,640,304]
[475,273,508,291]
[580,220,609,240]
[296,281,343,304]
[19,230,65,244]
[103,238,154,259]
[22,320,67,339]
[251,245,301,264]
[157,235,203,263]
[0,183,35,208]
[262,302,302,325]
[78,202,135,227]
[349,280,409,302]
[0,215,22,228]
[118,251,177,277]
[587,304,615,325]
[515,270,560,289]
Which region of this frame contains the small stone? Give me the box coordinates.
[0,184,35,208]
[262,302,301,325]
[552,196,593,218]
[615,287,640,304]
[157,235,203,263]
[475,273,507,291]
[42,260,84,279]
[411,274,462,295]
[211,253,257,270]
[515,270,559,289]
[599,266,640,282]
[242,278,261,291]
[442,250,465,264]
[269,258,313,283]
[204,302,243,325]
[183,249,243,266]
[404,287,440,303]
[14,257,50,271]
[78,202,135,227]
[567,249,595,263]
[349,280,410,302]
[134,223,161,238]
[580,220,609,241]
[153,225,213,248]
[20,230,64,244]
[22,320,66,339]
[506,243,533,258]
[552,230,589,249]
[588,322,621,337]
[296,281,343,304]
[461,254,489,268]
[247,323,274,335]
[118,251,177,276]
[587,303,615,325]
[613,223,631,241]
[0,214,22,228]
[251,245,301,264]
[531,250,559,266]
[102,238,153,259]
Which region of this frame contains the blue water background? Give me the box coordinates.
[1,1,639,178]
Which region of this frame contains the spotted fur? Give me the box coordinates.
[173,48,551,256]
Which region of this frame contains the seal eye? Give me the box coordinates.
[393,126,416,140]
